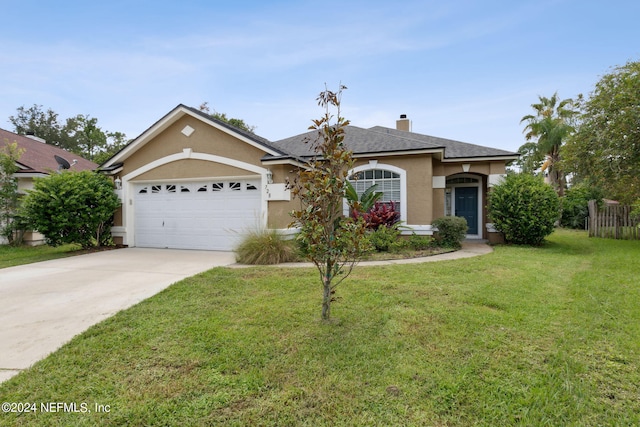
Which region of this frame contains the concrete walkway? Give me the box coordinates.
[0,248,235,383]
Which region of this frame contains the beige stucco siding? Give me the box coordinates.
[403,156,432,225]
[134,159,255,181]
[433,160,507,177]
[122,116,267,178]
[432,188,445,223]
[266,164,299,229]
[268,201,297,229]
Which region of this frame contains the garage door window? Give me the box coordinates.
[139,181,259,194]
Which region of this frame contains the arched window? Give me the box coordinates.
[346,163,407,222]
[349,169,401,207]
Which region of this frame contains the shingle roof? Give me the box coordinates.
[265,125,518,161]
[0,128,97,174]
[368,126,519,159]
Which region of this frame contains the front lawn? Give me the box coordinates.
[1,230,639,426]
[0,244,81,268]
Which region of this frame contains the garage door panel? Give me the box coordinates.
[134,180,261,250]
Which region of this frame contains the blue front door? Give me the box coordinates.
[455,187,478,235]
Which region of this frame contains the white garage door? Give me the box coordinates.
[134,179,262,250]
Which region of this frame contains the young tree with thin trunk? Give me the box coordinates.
[289,85,369,321]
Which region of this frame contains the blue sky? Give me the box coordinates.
[1,0,639,153]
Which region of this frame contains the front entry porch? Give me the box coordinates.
[445,174,484,239]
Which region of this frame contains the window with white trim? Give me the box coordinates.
[349,169,401,208]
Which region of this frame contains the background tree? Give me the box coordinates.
[9,105,74,151]
[93,131,128,165]
[559,183,603,229]
[289,85,369,321]
[21,170,120,248]
[518,92,577,196]
[198,102,256,133]
[562,60,640,204]
[63,114,107,161]
[0,141,25,244]
[488,173,560,245]
[8,105,128,163]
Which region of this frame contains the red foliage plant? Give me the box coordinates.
[353,201,400,229]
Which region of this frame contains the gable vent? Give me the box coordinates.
[181,125,195,137]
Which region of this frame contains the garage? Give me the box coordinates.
[134,179,262,250]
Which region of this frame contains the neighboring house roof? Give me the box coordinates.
[0,128,97,175]
[265,125,519,162]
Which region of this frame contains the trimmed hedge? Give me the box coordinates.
[488,173,560,245]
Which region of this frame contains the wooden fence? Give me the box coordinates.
[588,200,640,240]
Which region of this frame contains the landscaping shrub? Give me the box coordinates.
[389,238,410,253]
[432,216,468,249]
[560,183,603,229]
[408,233,433,250]
[20,170,120,248]
[235,229,298,264]
[488,173,560,245]
[367,224,401,252]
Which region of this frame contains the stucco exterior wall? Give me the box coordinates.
[433,160,507,177]
[432,188,445,223]
[121,117,267,178]
[266,164,298,229]
[134,159,254,181]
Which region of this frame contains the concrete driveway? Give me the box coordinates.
[0,248,235,383]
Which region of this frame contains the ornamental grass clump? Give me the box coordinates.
[235,228,298,265]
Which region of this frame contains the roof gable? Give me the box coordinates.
[101,104,286,168]
[0,128,97,174]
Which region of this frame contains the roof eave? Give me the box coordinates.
[441,154,520,162]
[260,156,307,168]
[353,148,444,158]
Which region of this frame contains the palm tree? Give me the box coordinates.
[519,92,576,196]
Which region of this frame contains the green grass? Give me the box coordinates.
[0,244,81,268]
[1,229,639,426]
